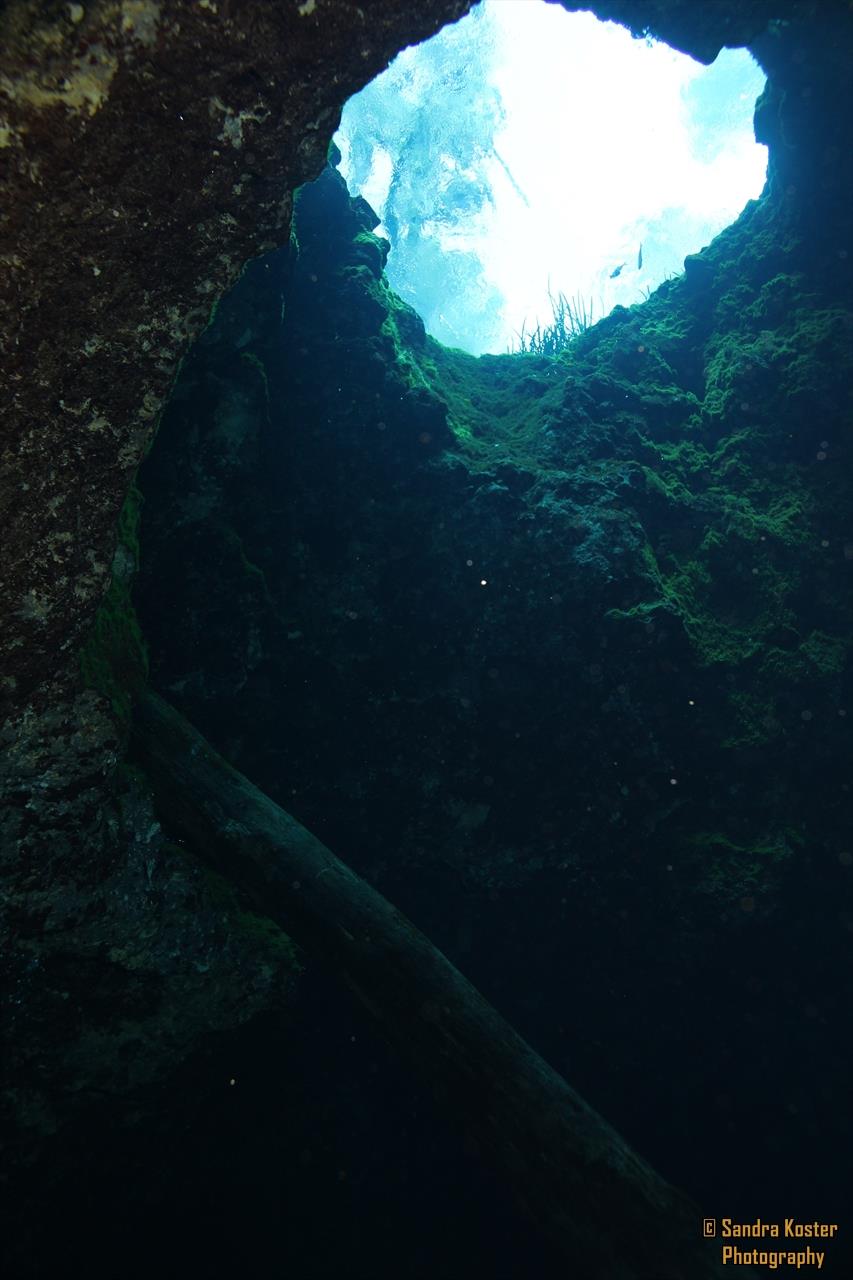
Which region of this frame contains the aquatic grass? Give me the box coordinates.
[512,286,595,356]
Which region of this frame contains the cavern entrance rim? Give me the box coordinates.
[334,0,768,356]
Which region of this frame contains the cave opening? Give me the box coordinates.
[334,0,768,355]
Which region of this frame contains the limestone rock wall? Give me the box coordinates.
[1,0,473,1191]
[0,0,473,714]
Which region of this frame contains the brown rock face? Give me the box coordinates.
[0,0,475,715]
[0,0,474,1194]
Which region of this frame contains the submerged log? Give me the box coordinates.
[133,691,750,1279]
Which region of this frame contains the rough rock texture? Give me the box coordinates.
[593,0,833,63]
[1,0,472,1183]
[142,152,852,921]
[134,11,851,1272]
[0,0,476,711]
[1,0,851,1274]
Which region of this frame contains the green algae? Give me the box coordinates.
[685,829,798,904]
[200,866,300,969]
[426,342,565,470]
[721,690,783,748]
[240,350,271,411]
[139,157,853,936]
[78,483,148,732]
[759,629,847,682]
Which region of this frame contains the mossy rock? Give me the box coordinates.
[78,483,148,734]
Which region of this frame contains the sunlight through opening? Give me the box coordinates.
[334,0,768,355]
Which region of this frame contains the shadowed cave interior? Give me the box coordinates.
[2,2,852,1277]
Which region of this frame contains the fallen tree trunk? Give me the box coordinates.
[133,691,750,1279]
